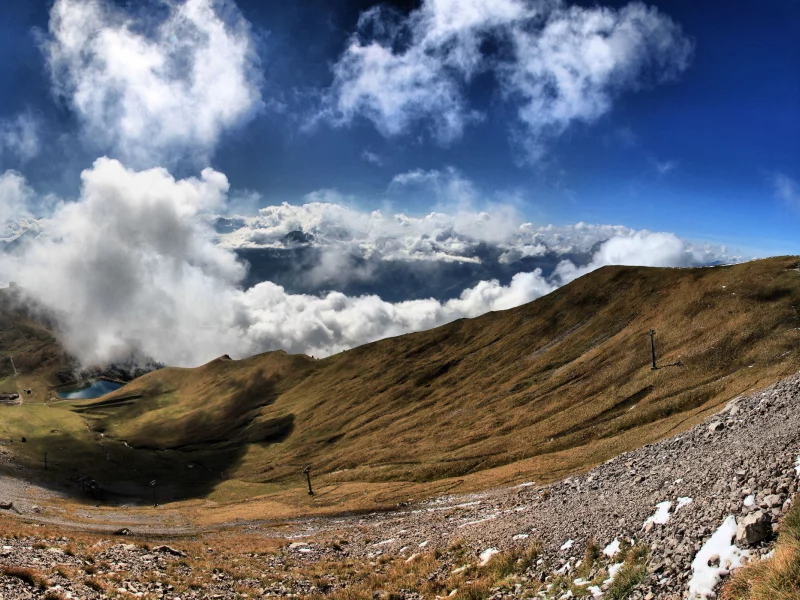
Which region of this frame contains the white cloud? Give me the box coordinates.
[323,0,692,161]
[3,159,244,366]
[0,113,41,163]
[2,163,731,368]
[0,161,556,364]
[553,230,722,283]
[503,2,693,162]
[216,198,730,269]
[238,270,557,357]
[771,172,799,206]
[44,0,263,167]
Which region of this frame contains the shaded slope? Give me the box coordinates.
[81,257,800,498]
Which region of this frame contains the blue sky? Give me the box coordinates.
[0,0,798,258]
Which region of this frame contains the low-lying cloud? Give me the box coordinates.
[1,161,732,367]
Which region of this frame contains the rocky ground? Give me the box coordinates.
[2,372,800,599]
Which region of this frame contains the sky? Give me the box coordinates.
[0,0,797,367]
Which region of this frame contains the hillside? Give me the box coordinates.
[58,256,800,510]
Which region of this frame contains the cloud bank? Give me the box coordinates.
[324,0,693,161]
[44,0,263,167]
[1,162,730,366]
[213,197,726,269]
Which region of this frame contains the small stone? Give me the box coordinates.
[708,422,724,433]
[152,545,187,557]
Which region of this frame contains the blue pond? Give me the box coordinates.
[58,379,124,400]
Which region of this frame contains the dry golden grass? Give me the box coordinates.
[3,258,800,519]
[1,565,51,589]
[722,496,800,600]
[86,257,800,513]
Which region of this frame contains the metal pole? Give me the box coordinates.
[304,466,314,496]
[649,329,657,370]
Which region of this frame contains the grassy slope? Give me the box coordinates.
[75,257,800,504]
[3,257,800,512]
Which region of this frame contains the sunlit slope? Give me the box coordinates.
[81,256,800,491]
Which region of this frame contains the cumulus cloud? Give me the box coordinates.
[323,0,692,160]
[238,270,557,357]
[3,159,246,366]
[553,231,723,283]
[215,196,727,268]
[0,113,40,163]
[502,2,693,162]
[44,0,263,167]
[0,161,553,364]
[0,162,731,368]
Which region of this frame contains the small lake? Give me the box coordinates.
[58,379,124,400]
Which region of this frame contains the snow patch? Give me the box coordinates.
[795,455,800,476]
[743,494,755,508]
[643,501,672,528]
[374,538,396,546]
[604,563,623,585]
[479,548,500,566]
[513,533,529,540]
[560,539,574,551]
[677,497,693,511]
[587,585,603,598]
[459,513,499,527]
[603,538,621,558]
[687,515,750,599]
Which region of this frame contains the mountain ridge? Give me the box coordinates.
[66,255,800,508]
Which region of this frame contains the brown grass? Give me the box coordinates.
[3,258,800,520]
[104,257,800,517]
[722,496,800,600]
[1,565,50,589]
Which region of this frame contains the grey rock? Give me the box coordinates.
[736,511,773,545]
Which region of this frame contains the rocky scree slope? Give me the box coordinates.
[269,369,800,599]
